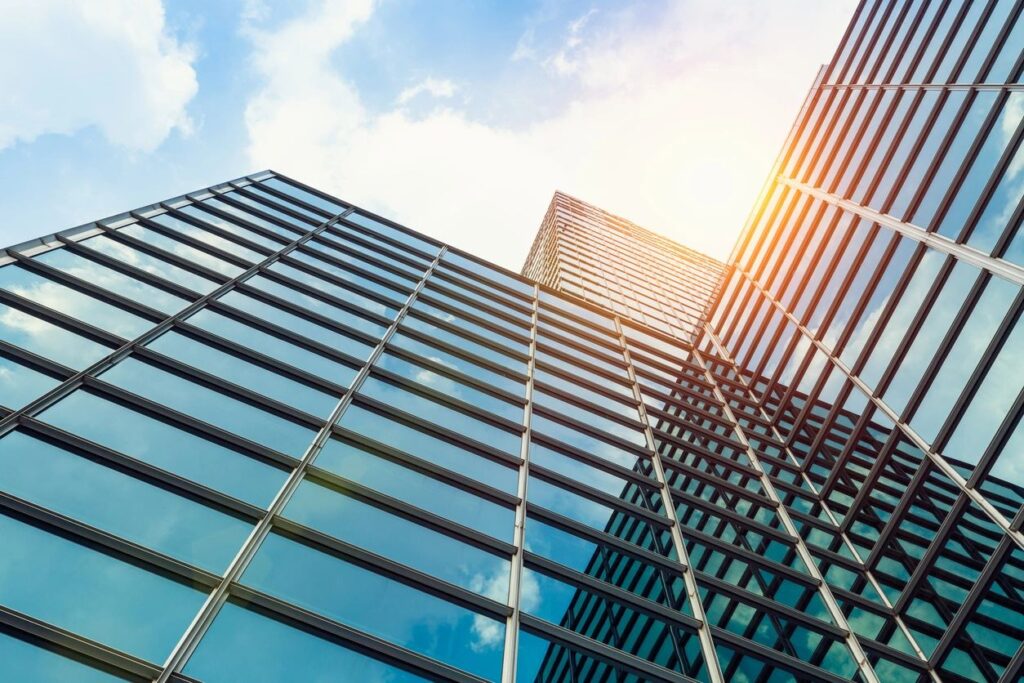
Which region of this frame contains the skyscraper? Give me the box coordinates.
[0,2,1022,683]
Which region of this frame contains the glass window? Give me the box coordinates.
[224,191,313,231]
[390,331,524,395]
[201,197,300,240]
[146,329,340,418]
[532,413,646,470]
[968,136,1024,253]
[243,184,328,222]
[530,440,657,496]
[867,91,941,211]
[268,262,400,319]
[540,290,615,331]
[331,224,434,270]
[244,274,390,339]
[859,249,947,389]
[261,177,346,215]
[0,352,60,410]
[217,289,378,360]
[534,390,646,447]
[443,251,533,296]
[430,275,531,323]
[300,240,419,287]
[119,222,243,278]
[374,352,523,422]
[910,276,1019,442]
[0,430,251,572]
[309,233,424,279]
[405,303,529,361]
[534,368,639,421]
[39,388,285,507]
[314,438,511,540]
[942,314,1024,467]
[535,349,635,400]
[185,601,427,682]
[0,264,152,340]
[186,308,358,385]
[0,291,115,371]
[358,376,522,455]
[938,93,1024,242]
[284,480,510,597]
[78,233,218,295]
[35,249,189,315]
[100,356,317,457]
[420,284,530,334]
[345,212,440,257]
[149,212,264,263]
[178,205,283,251]
[883,260,979,414]
[0,512,206,662]
[0,630,130,682]
[289,250,410,302]
[337,403,517,492]
[243,533,504,680]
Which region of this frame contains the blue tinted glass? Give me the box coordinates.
[535,350,635,399]
[0,512,206,662]
[867,91,941,210]
[374,352,523,422]
[262,177,346,215]
[333,224,434,269]
[346,212,440,256]
[391,331,524,395]
[421,285,530,334]
[404,308,528,367]
[0,264,151,339]
[40,389,285,507]
[217,289,378,360]
[859,249,946,389]
[179,205,283,251]
[224,191,313,231]
[240,185,326,222]
[531,413,645,469]
[244,533,504,680]
[289,250,410,302]
[119,222,243,277]
[534,369,639,421]
[309,233,424,279]
[79,234,218,294]
[338,403,517,492]
[530,441,654,496]
[939,93,1024,241]
[284,479,511,595]
[883,260,979,414]
[244,274,390,339]
[268,261,400,319]
[444,251,534,296]
[186,308,358,386]
[540,290,616,330]
[101,357,316,457]
[185,601,426,683]
[943,314,1024,466]
[534,390,645,447]
[147,329,340,418]
[0,430,251,572]
[149,212,264,263]
[35,249,189,314]
[0,630,130,682]
[359,376,522,454]
[0,353,59,409]
[969,140,1024,253]
[202,197,299,240]
[911,277,1019,442]
[314,438,513,540]
[431,277,530,321]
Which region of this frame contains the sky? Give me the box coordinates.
[0,0,857,270]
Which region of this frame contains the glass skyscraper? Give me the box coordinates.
[0,1,1022,682]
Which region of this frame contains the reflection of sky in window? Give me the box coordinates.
[185,601,428,683]
[0,303,110,369]
[0,629,126,682]
[149,212,264,263]
[119,222,243,277]
[0,264,151,339]
[245,274,391,339]
[243,533,504,679]
[81,233,218,294]
[0,353,59,410]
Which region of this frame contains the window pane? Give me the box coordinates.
[179,205,283,251]
[242,184,327,222]
[0,430,251,572]
[314,438,512,541]
[146,329,340,418]
[359,376,522,455]
[119,222,242,278]
[337,403,517,492]
[101,357,317,457]
[532,414,645,470]
[346,212,440,256]
[0,512,206,662]
[0,264,151,339]
[0,353,60,410]
[390,331,524,395]
[244,274,391,339]
[201,197,299,240]
[39,388,285,507]
[184,601,426,683]
[284,479,510,595]
[534,390,646,447]
[79,234,218,295]
[36,249,189,315]
[262,177,346,215]
[149,212,264,263]
[443,251,533,296]
[243,532,504,680]
[404,306,528,366]
[0,629,132,682]
[268,262,401,318]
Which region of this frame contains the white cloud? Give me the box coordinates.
[396,77,458,105]
[244,0,858,268]
[0,0,197,153]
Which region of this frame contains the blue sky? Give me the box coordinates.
[0,0,856,268]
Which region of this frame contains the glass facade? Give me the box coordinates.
[0,3,1022,682]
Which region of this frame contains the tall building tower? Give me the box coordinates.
[522,191,724,340]
[0,3,1022,683]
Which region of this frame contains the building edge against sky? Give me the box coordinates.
[0,1,1022,682]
